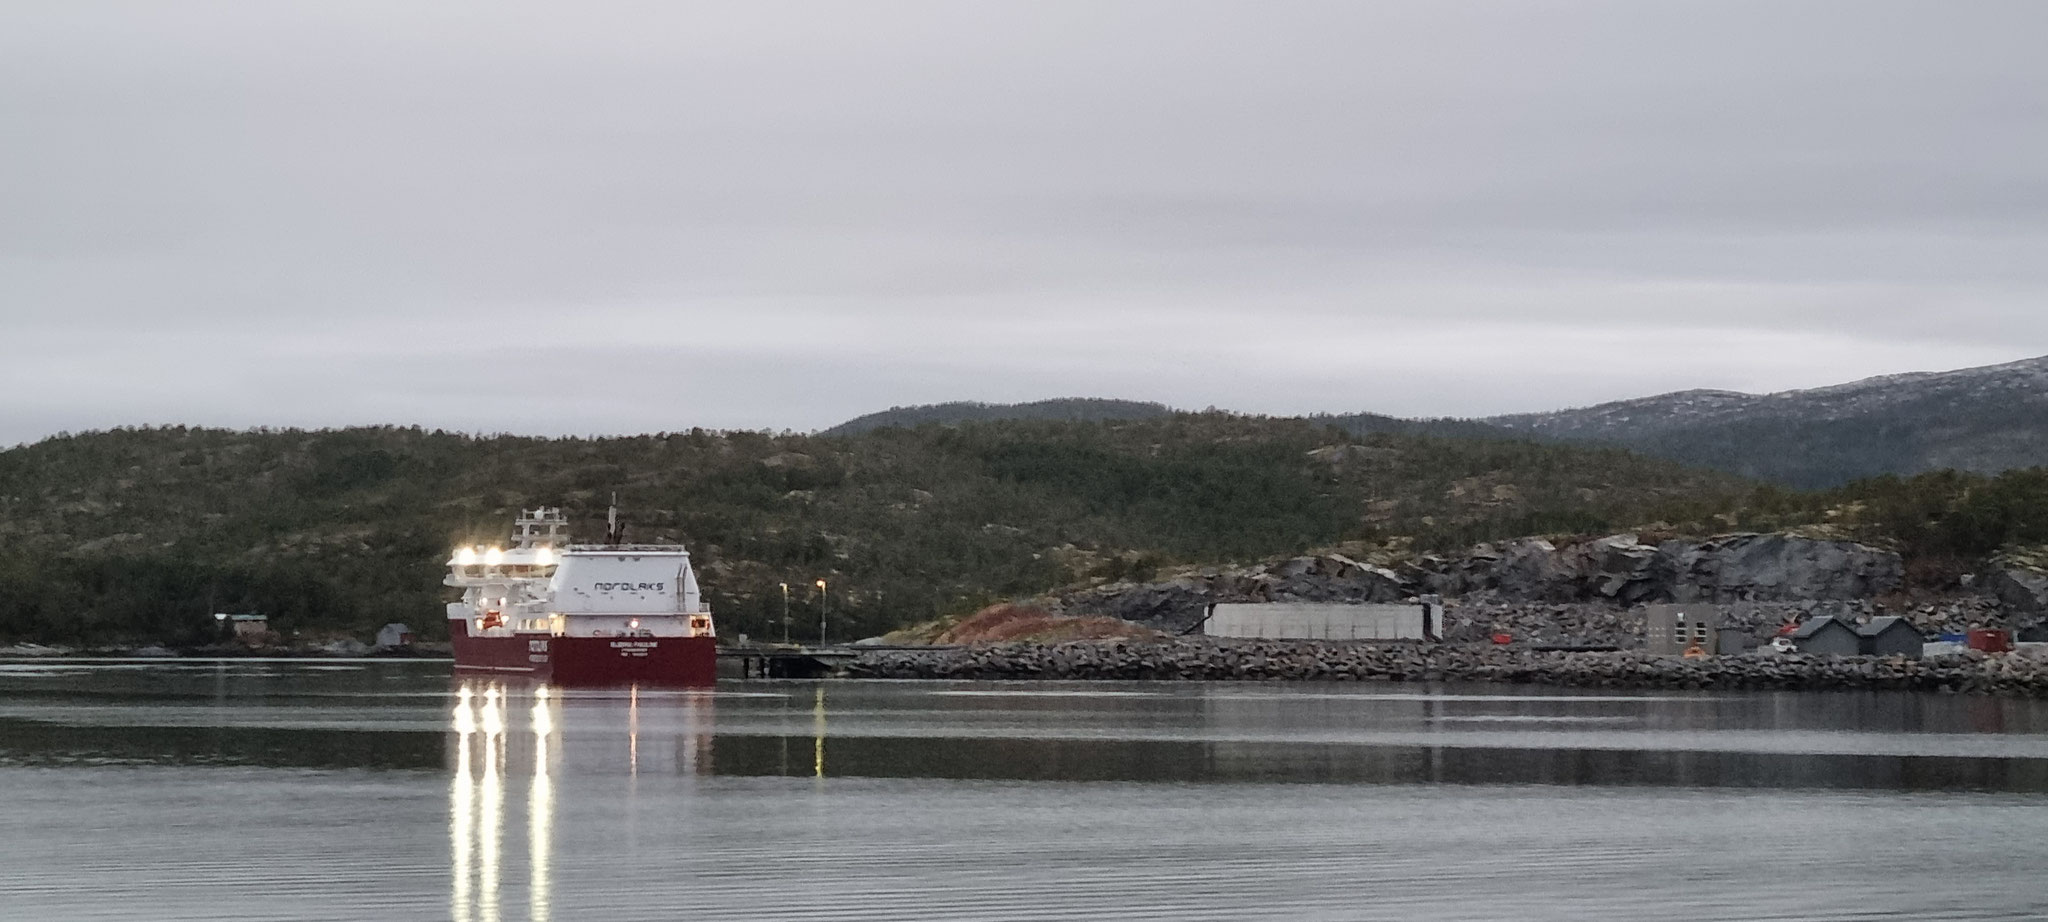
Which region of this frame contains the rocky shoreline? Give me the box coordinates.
[849,638,2048,697]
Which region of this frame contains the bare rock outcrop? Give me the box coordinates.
[1052,533,1906,633]
[1430,533,1901,604]
[1436,534,1670,603]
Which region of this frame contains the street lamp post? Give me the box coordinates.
[815,578,828,646]
[779,582,790,645]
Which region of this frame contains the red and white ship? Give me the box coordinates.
[446,505,717,687]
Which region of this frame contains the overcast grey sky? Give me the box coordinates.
[3,1,2044,444]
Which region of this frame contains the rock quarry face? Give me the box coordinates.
[1665,534,1904,603]
[1431,533,1901,605]
[1053,533,1906,632]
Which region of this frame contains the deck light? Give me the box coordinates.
[456,547,477,566]
[484,546,504,566]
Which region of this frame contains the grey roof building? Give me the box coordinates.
[1791,615,1863,656]
[1858,616,1924,658]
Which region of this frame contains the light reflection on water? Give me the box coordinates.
[10,663,2048,920]
[448,683,557,922]
[443,678,724,922]
[450,687,474,922]
[529,689,552,922]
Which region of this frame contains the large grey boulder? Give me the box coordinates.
[1986,566,2048,615]
[1493,539,1577,600]
[1562,533,1668,603]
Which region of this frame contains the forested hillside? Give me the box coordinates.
[821,398,1173,436]
[824,399,1516,442]
[0,416,1747,645]
[8,415,2043,647]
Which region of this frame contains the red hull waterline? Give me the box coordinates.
[450,628,717,688]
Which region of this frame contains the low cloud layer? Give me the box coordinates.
[3,1,2044,443]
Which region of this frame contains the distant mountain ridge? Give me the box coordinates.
[1483,354,2048,486]
[1488,356,2048,437]
[825,355,2048,487]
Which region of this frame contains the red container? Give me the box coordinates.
[1967,629,2013,653]
[1490,633,1513,645]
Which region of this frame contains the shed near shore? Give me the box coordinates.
[1792,616,1862,656]
[1858,617,1923,658]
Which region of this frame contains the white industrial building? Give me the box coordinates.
[1202,601,1439,641]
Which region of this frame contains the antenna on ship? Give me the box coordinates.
[606,492,624,545]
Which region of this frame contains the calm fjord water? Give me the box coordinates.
[3,661,2047,921]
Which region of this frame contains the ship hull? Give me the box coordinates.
[450,627,717,687]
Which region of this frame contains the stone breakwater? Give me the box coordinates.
[849,639,2048,697]
[1443,597,2010,647]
